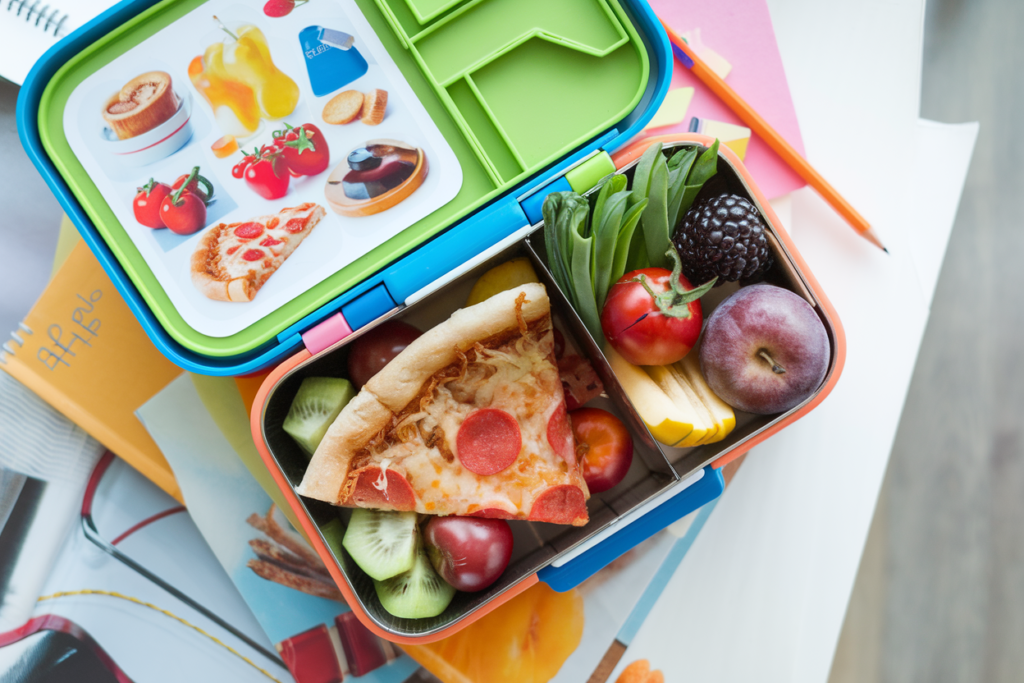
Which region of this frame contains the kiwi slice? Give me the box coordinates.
[374,540,456,619]
[283,377,355,456]
[342,509,418,581]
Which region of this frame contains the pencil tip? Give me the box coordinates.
[861,227,887,253]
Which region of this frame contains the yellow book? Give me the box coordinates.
[0,240,183,501]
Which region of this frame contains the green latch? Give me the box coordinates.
[565,152,616,193]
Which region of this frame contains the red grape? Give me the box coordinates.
[424,517,513,592]
[347,320,421,389]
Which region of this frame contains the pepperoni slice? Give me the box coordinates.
[226,245,240,256]
[234,222,263,239]
[346,466,416,511]
[529,485,588,525]
[285,217,308,234]
[260,237,283,247]
[242,249,265,262]
[267,217,280,229]
[546,403,576,465]
[456,408,521,476]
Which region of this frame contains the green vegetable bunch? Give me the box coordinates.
[542,141,720,345]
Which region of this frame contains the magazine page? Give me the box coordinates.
[139,372,724,683]
[63,0,462,338]
[0,455,289,682]
[137,374,421,683]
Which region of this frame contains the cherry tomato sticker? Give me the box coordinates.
[242,147,290,199]
[133,178,172,229]
[160,166,212,235]
[273,122,330,177]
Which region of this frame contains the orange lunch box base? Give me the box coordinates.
[250,134,847,644]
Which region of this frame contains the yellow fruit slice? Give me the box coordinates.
[677,347,735,444]
[403,583,584,683]
[466,257,539,306]
[645,365,710,447]
[606,346,695,447]
[663,362,718,446]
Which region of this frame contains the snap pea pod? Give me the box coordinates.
[637,141,721,269]
[542,192,603,343]
[592,175,629,310]
[676,139,720,223]
[541,139,720,346]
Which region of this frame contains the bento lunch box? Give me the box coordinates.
[18,0,673,376]
[250,135,846,643]
[17,0,847,645]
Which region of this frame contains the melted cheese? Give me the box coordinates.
[360,325,585,517]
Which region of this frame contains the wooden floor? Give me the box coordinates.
[828,0,1023,681]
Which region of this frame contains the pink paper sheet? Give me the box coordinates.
[648,0,807,199]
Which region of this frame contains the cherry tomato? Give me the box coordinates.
[569,407,633,493]
[133,178,171,229]
[243,147,290,199]
[600,252,716,366]
[171,171,213,204]
[347,320,422,388]
[274,122,330,177]
[424,517,513,592]
[264,0,296,18]
[231,157,252,179]
[159,166,209,235]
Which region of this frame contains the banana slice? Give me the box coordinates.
[676,350,735,444]
[606,346,695,447]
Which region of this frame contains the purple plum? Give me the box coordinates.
[700,284,830,415]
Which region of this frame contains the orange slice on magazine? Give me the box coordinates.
[403,582,584,683]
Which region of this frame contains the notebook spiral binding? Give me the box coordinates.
[5,0,69,37]
[0,322,33,364]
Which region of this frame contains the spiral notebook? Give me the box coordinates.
[0,239,184,501]
[0,0,118,85]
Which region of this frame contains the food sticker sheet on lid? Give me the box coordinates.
[62,0,462,338]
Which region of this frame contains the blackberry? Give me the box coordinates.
[673,193,773,286]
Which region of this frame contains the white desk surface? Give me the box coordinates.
[608,0,978,681]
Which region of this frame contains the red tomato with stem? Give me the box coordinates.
[133,178,171,229]
[160,166,210,235]
[601,250,716,366]
[347,320,422,388]
[171,170,214,204]
[273,122,330,177]
[243,147,290,199]
[570,407,633,493]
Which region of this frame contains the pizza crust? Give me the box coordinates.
[296,282,551,504]
[366,283,549,412]
[297,391,392,502]
[190,204,324,303]
[190,225,256,302]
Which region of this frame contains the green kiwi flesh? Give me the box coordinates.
[342,509,418,581]
[374,540,455,619]
[283,377,355,456]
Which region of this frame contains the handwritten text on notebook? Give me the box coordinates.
[38,290,103,370]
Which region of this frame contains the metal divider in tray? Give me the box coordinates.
[259,141,841,639]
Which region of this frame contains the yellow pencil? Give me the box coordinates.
[660,18,887,252]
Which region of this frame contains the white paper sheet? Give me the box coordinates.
[606,0,980,678]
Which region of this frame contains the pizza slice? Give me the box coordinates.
[191,202,326,303]
[297,283,591,526]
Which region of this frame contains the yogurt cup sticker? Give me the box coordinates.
[62,0,463,339]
